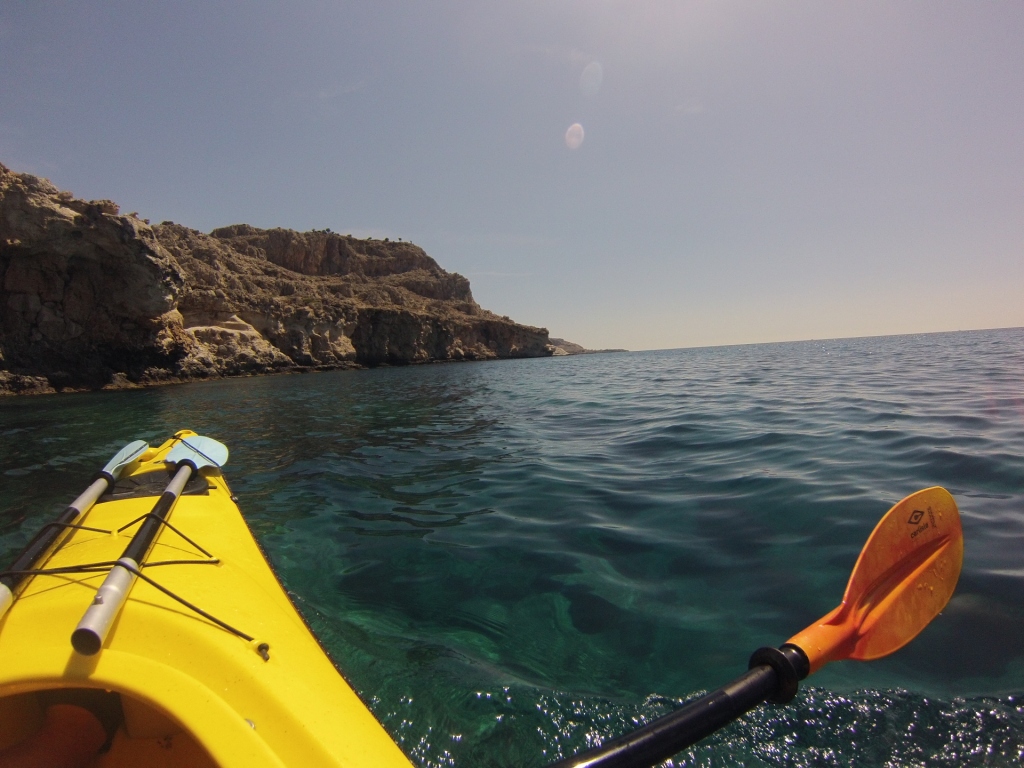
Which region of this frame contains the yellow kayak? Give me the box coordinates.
[0,430,412,767]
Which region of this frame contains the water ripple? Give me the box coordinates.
[2,329,1024,766]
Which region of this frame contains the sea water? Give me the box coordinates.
[2,328,1023,766]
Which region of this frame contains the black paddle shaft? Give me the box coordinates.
[546,645,808,768]
[120,463,194,563]
[0,473,113,592]
[1,506,84,592]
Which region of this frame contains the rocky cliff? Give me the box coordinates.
[0,163,552,395]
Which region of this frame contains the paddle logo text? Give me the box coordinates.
[907,507,936,539]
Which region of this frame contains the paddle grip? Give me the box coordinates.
[71,558,139,655]
[546,645,809,768]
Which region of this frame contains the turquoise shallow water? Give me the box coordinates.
[2,328,1024,766]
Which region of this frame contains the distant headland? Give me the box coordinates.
[0,162,611,396]
[549,338,628,356]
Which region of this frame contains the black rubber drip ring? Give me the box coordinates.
[748,644,810,704]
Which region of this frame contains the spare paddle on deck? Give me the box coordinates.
[0,440,149,620]
[548,487,963,768]
[71,435,228,656]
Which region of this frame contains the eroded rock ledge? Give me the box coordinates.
[0,163,552,395]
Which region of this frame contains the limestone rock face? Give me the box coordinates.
[0,162,551,394]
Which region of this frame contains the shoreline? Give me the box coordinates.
[0,346,626,398]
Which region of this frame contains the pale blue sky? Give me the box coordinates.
[2,2,1021,349]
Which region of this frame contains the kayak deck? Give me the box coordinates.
[0,431,412,767]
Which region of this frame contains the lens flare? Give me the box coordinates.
[565,123,584,150]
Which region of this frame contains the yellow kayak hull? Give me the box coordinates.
[0,431,412,767]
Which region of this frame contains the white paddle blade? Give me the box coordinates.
[101,440,149,478]
[166,436,228,470]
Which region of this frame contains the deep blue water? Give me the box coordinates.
[2,328,1024,766]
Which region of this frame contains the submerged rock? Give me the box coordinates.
[0,163,552,394]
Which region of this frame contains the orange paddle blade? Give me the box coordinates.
[787,487,963,674]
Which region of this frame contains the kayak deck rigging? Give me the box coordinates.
[0,430,413,768]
